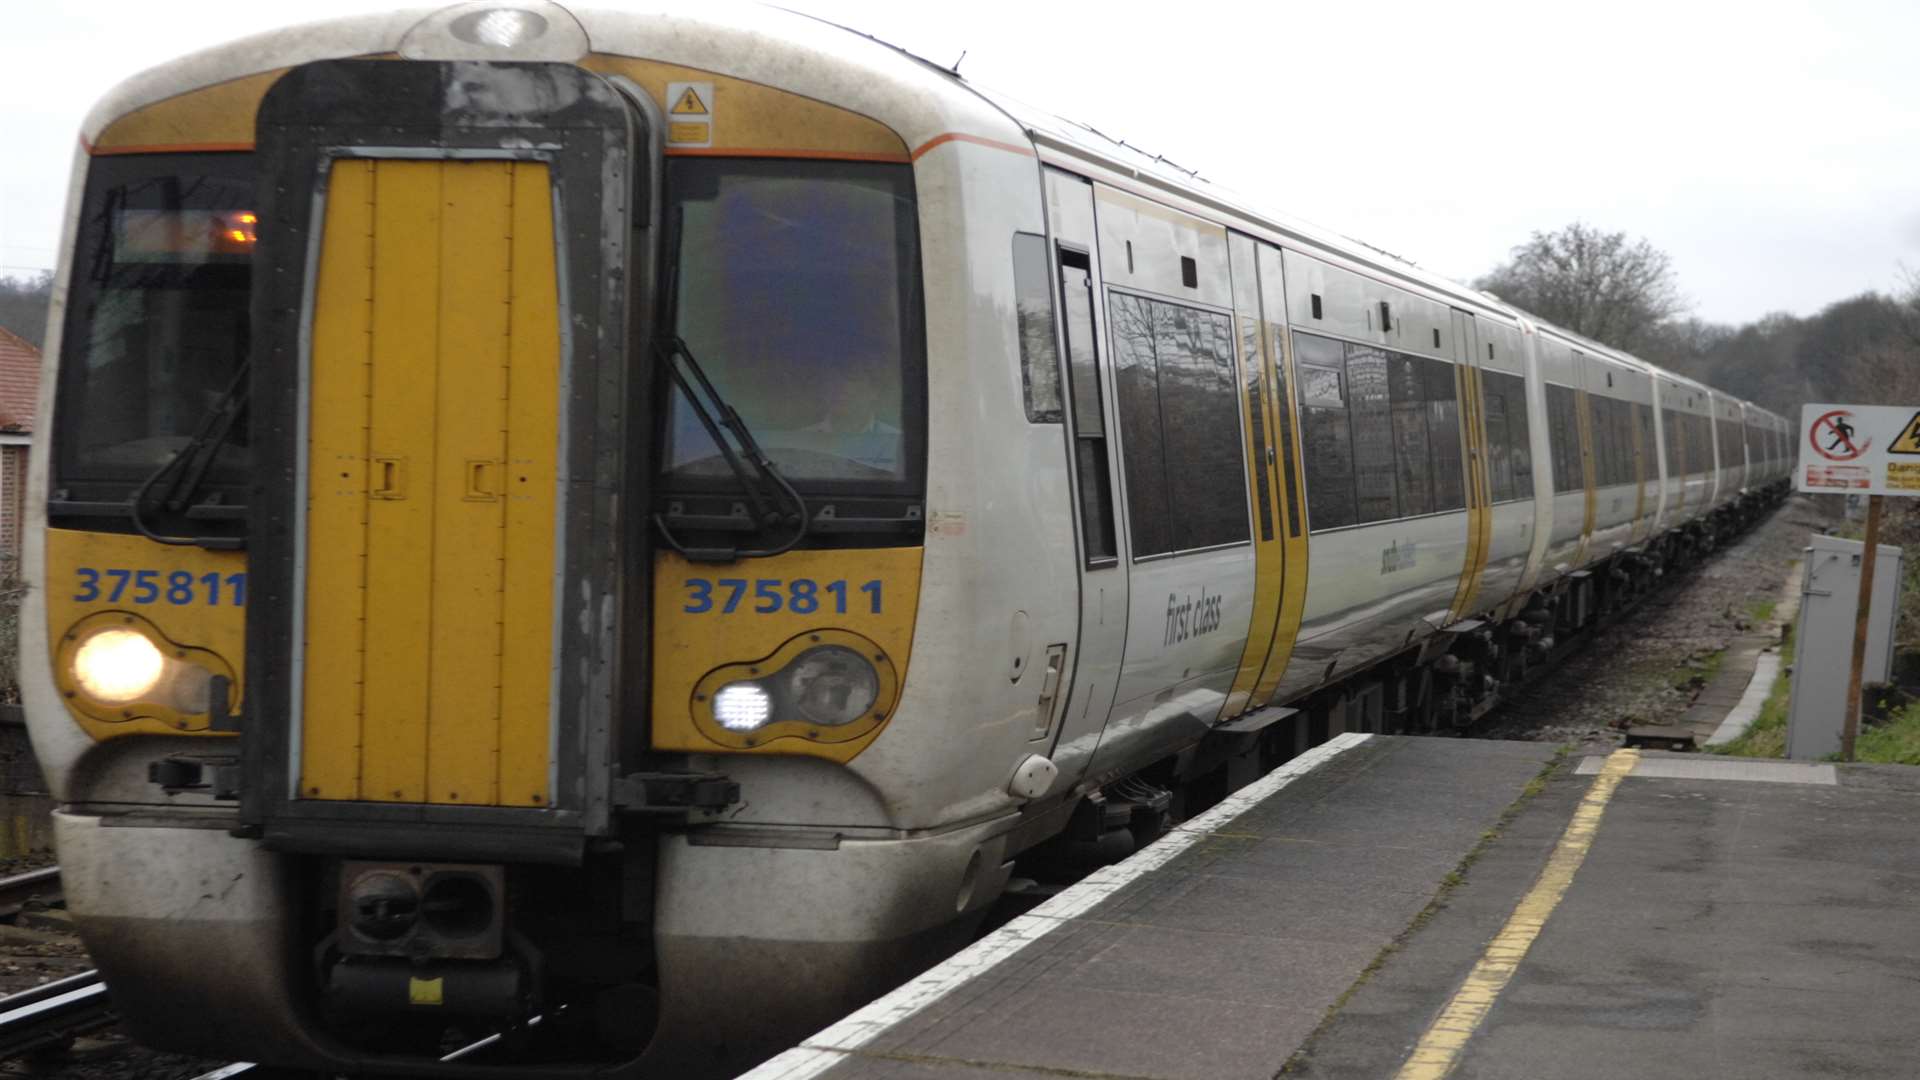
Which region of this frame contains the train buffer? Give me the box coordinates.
[748,734,1920,1080]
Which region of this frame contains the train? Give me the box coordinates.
[21,2,1791,1076]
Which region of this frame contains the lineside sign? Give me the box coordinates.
[1798,403,1920,496]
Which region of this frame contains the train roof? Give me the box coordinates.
[76,1,1782,427]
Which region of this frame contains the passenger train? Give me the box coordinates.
[23,2,1790,1075]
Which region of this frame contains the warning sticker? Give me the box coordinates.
[670,85,710,115]
[1890,462,1920,491]
[1890,411,1920,455]
[664,82,715,147]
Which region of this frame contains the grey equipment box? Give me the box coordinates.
[1786,534,1904,760]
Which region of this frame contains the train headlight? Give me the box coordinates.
[783,646,879,727]
[72,628,165,705]
[713,682,774,732]
[691,630,898,749]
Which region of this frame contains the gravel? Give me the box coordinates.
[1481,495,1834,747]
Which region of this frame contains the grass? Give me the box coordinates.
[1668,648,1727,693]
[1855,701,1920,765]
[1746,598,1778,624]
[1711,633,1794,759]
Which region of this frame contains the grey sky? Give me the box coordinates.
[4,0,1916,325]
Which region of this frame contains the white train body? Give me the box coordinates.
[21,3,1791,1074]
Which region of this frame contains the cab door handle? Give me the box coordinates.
[1032,643,1068,739]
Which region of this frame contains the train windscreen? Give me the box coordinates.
[659,158,926,495]
[53,152,254,504]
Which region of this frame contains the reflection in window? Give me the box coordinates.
[1109,292,1248,556]
[1013,233,1062,424]
[56,153,254,491]
[663,159,923,489]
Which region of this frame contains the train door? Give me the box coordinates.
[1082,182,1255,778]
[1446,310,1492,620]
[1245,241,1311,710]
[1040,169,1126,783]
[243,60,639,855]
[1220,234,1287,718]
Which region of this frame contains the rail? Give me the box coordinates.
[0,969,114,1058]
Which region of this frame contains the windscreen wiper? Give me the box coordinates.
[128,359,249,551]
[651,204,808,563]
[653,334,810,562]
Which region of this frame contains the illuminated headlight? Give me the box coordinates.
[713,682,774,732]
[71,629,165,705]
[784,646,880,727]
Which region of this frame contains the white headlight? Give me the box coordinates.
[72,629,165,705]
[713,682,773,732]
[784,646,880,727]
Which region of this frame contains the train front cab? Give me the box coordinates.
[24,18,1007,1073]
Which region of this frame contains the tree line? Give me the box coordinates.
[0,272,52,348]
[1473,222,1920,416]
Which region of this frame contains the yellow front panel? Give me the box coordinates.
[650,548,924,762]
[43,530,247,740]
[302,158,557,806]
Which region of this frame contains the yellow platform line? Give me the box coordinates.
[1395,748,1640,1080]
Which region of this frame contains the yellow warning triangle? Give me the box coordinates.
[671,87,709,116]
[1891,410,1920,455]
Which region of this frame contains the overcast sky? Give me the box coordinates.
[4,0,1917,325]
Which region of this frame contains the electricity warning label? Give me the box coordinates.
[665,82,714,148]
[1889,411,1920,455]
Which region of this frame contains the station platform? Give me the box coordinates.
[745,733,1920,1080]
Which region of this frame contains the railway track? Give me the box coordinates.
[0,866,119,1060]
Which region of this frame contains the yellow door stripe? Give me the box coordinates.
[1223,315,1286,717]
[1395,749,1639,1080]
[1251,321,1310,708]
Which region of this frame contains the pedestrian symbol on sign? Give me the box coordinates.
[1811,410,1869,461]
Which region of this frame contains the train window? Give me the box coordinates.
[1508,375,1534,499]
[1389,354,1434,516]
[1546,384,1581,493]
[1660,406,1682,479]
[1180,256,1198,288]
[1241,317,1275,543]
[1424,360,1465,512]
[663,159,924,491]
[1295,332,1355,530]
[1058,248,1117,565]
[1108,292,1248,556]
[1013,233,1062,424]
[52,152,255,503]
[1483,375,1515,503]
[1347,344,1396,523]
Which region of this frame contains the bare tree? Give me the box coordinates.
[1475,223,1688,353]
[0,272,52,348]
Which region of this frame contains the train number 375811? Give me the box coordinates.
[683,577,882,615]
[74,568,248,607]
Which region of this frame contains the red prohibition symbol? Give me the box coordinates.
[1810,409,1868,461]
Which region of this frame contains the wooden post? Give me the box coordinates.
[1842,494,1884,762]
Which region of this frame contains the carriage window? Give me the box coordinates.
[1346,344,1395,523]
[1013,233,1062,424]
[1482,374,1514,503]
[1546,384,1581,493]
[1059,249,1117,565]
[1109,292,1247,556]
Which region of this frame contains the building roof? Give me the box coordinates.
[0,326,40,434]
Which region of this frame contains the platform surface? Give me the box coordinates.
[746,736,1920,1080]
